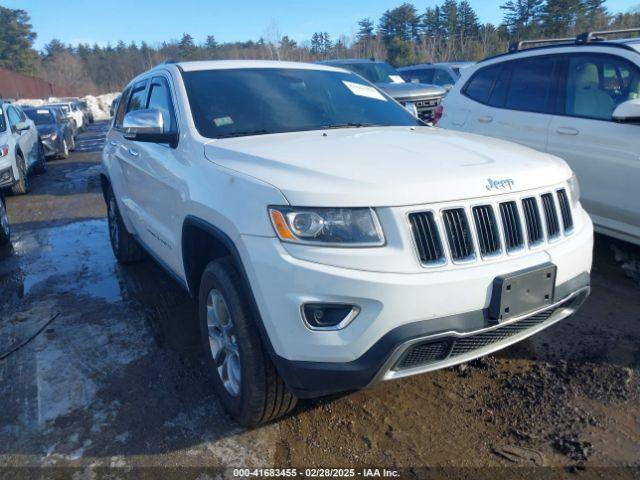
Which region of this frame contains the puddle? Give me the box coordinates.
[10,219,122,302]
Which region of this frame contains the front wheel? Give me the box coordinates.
[0,197,10,246]
[33,141,47,174]
[58,138,69,159]
[199,258,297,426]
[10,154,29,195]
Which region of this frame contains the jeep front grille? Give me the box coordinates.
[522,197,544,245]
[499,201,524,251]
[442,208,475,262]
[472,205,501,257]
[408,211,445,265]
[408,188,574,266]
[557,189,573,232]
[541,193,560,238]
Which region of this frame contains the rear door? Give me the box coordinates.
[547,51,640,241]
[473,55,560,152]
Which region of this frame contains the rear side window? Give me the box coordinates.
[408,68,434,84]
[463,64,500,104]
[504,56,557,114]
[114,87,131,129]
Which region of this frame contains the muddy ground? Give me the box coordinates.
[0,123,639,479]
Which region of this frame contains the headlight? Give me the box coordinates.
[269,206,385,247]
[0,145,8,157]
[568,174,580,207]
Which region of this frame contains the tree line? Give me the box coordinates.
[0,1,638,95]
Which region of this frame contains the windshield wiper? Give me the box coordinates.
[319,122,379,130]
[215,129,272,139]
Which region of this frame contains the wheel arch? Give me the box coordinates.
[181,215,278,357]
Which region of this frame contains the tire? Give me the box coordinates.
[199,258,297,426]
[69,135,76,152]
[0,197,10,246]
[58,138,69,159]
[33,141,47,174]
[10,154,29,195]
[106,186,146,263]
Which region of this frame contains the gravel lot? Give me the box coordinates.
[0,122,639,478]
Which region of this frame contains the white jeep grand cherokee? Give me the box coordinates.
[101,60,593,426]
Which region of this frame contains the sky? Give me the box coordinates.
[9,0,640,51]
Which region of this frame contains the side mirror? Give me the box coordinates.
[613,98,640,123]
[15,121,29,132]
[123,109,178,147]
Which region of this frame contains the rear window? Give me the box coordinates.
[24,109,55,125]
[463,64,500,104]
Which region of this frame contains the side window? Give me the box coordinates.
[114,87,131,129]
[147,76,177,133]
[504,56,557,114]
[487,63,510,108]
[433,69,454,86]
[565,53,640,121]
[16,107,27,122]
[463,64,500,104]
[126,80,148,114]
[6,106,21,128]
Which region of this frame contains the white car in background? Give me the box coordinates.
[47,101,85,132]
[438,29,640,246]
[0,101,45,195]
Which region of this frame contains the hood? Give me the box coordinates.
[203,127,572,207]
[377,82,446,100]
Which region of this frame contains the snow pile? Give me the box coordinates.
[15,92,120,121]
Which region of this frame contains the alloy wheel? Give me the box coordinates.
[206,289,242,397]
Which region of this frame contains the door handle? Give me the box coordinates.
[556,127,579,136]
[478,115,493,123]
[128,148,139,157]
[109,140,118,146]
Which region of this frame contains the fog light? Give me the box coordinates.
[301,303,360,330]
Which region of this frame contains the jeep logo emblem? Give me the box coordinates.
[486,178,515,191]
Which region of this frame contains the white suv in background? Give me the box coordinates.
[438,30,640,246]
[101,60,593,426]
[0,101,45,195]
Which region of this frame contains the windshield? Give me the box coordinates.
[183,68,422,139]
[25,109,55,125]
[0,109,5,132]
[336,62,404,84]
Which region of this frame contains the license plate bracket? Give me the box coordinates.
[489,264,557,323]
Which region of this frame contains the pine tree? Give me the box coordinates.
[378,3,421,42]
[178,33,196,60]
[0,6,39,75]
[500,0,545,36]
[457,0,480,36]
[357,18,375,40]
[542,0,584,36]
[423,6,445,37]
[441,0,459,36]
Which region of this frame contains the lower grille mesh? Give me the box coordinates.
[393,299,573,371]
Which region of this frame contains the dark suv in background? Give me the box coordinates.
[321,58,447,123]
[399,62,474,90]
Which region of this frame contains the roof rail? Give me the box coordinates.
[576,28,640,44]
[509,27,640,53]
[508,37,574,53]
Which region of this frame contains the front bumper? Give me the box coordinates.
[0,158,16,188]
[41,137,61,157]
[239,208,593,398]
[273,279,589,398]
